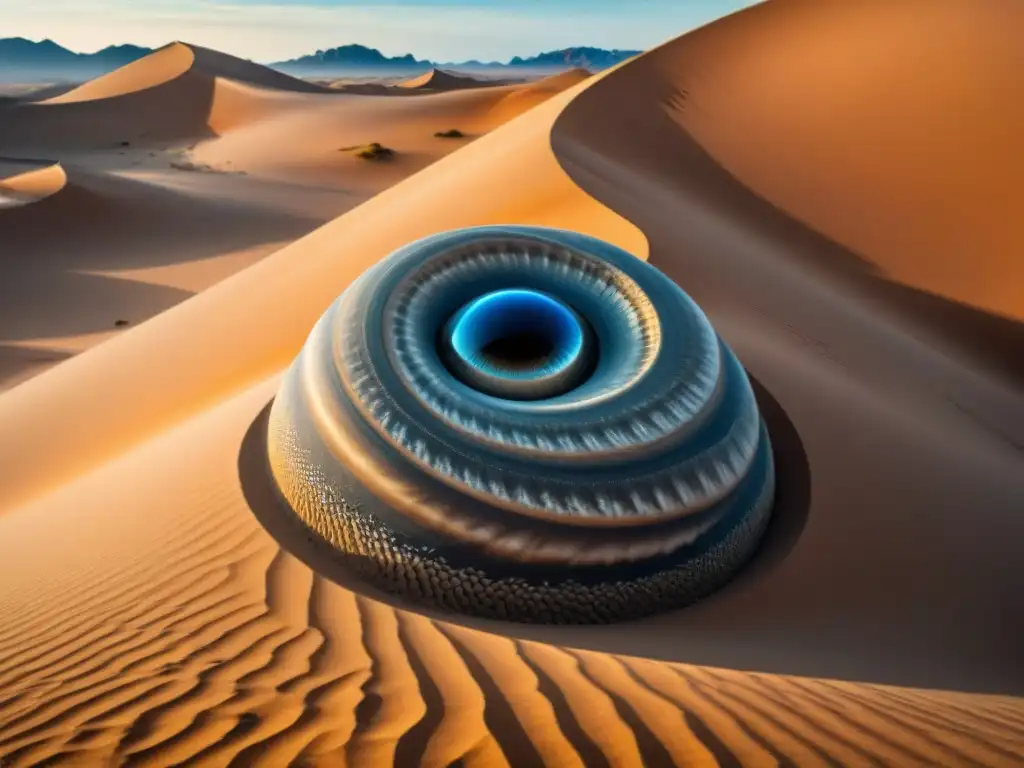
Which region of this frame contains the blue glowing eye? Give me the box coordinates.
[441,289,594,400]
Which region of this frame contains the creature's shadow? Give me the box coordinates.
[239,375,811,661]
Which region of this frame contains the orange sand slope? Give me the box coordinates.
[0,42,331,147]
[46,42,330,105]
[0,48,585,393]
[0,1,1022,766]
[189,71,591,187]
[487,68,591,124]
[0,162,323,380]
[561,0,1024,323]
[399,68,496,91]
[0,161,67,206]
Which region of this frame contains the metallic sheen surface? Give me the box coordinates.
[267,225,776,623]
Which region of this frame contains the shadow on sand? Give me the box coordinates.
[238,374,817,676]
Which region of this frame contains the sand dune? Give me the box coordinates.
[0,345,71,392]
[0,0,1021,765]
[46,42,329,104]
[0,47,583,393]
[189,77,587,188]
[486,68,592,124]
[42,42,198,104]
[557,0,1024,325]
[0,66,640,509]
[0,162,327,391]
[1,380,1019,766]
[399,68,496,91]
[0,42,331,148]
[0,161,67,206]
[683,0,1023,323]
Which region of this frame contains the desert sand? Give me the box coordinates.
[399,68,495,91]
[0,0,1022,765]
[0,45,584,394]
[0,161,67,205]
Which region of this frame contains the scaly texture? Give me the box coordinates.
[266,226,775,623]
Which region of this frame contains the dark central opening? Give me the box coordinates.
[482,331,556,371]
[440,289,593,399]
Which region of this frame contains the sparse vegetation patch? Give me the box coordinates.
[170,160,218,173]
[340,142,396,161]
[168,157,245,175]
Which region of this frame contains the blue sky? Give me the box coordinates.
[0,0,760,62]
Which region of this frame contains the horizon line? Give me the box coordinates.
[0,34,645,67]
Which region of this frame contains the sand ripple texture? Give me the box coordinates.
[0,380,1020,767]
[1,0,1023,764]
[0,287,1018,767]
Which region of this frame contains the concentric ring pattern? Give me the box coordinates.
[440,288,595,400]
[266,225,775,623]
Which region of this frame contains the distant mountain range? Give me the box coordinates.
[0,37,642,83]
[0,38,153,81]
[273,44,642,75]
[508,47,643,70]
[272,44,429,73]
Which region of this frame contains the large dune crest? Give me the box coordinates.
[45,41,329,105]
[0,60,643,520]
[398,68,491,91]
[0,42,332,146]
[580,0,1023,323]
[189,72,592,187]
[0,46,595,398]
[485,68,592,123]
[0,0,1022,764]
[0,162,66,207]
[42,42,197,104]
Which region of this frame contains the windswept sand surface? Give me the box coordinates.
[0,161,67,206]
[0,45,583,393]
[398,68,510,92]
[188,70,592,190]
[0,1,1022,766]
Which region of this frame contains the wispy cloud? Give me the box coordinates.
[0,0,758,62]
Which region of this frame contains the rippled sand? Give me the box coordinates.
[0,0,1021,765]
